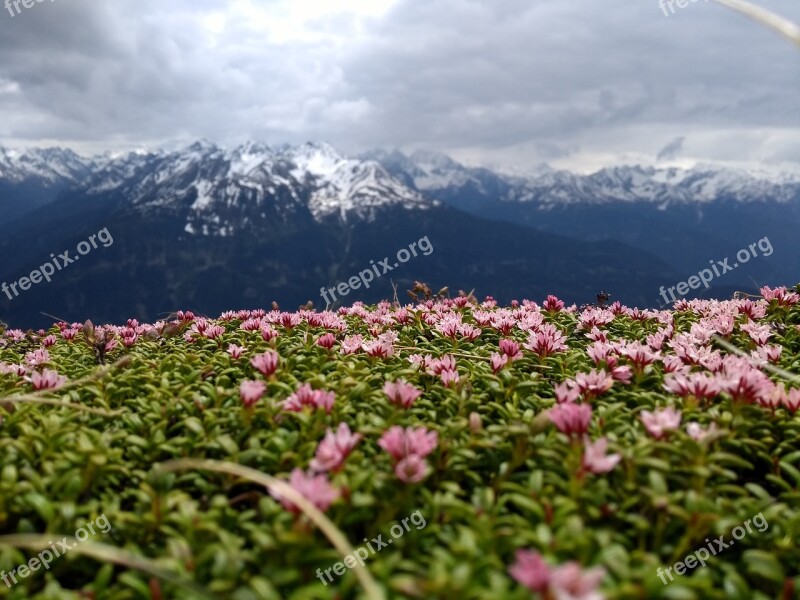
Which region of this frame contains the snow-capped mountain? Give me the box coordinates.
[285,143,430,222]
[0,146,97,185]
[2,140,795,327]
[365,149,800,207]
[3,142,798,231]
[0,141,434,236]
[364,148,800,294]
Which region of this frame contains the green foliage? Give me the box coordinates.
[0,299,798,600]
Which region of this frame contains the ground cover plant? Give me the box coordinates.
[0,287,799,599]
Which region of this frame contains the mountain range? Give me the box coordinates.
[0,141,797,328]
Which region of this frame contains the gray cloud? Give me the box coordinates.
[657,136,686,161]
[0,0,797,172]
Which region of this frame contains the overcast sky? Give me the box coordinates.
[0,0,798,173]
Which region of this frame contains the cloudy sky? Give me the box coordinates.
[0,0,798,173]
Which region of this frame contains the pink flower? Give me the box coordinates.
[120,328,138,347]
[202,325,226,340]
[719,360,772,404]
[578,308,614,330]
[0,363,27,377]
[261,325,279,342]
[426,355,457,376]
[508,549,550,593]
[251,351,279,377]
[310,423,362,472]
[269,468,339,514]
[408,353,430,368]
[741,322,772,346]
[491,315,515,336]
[586,342,614,365]
[227,344,245,359]
[490,352,509,374]
[42,335,57,348]
[508,550,605,600]
[756,382,785,409]
[610,365,633,384]
[316,333,336,349]
[239,380,266,407]
[436,315,462,339]
[664,372,720,400]
[622,342,658,369]
[440,369,459,387]
[686,421,719,442]
[283,383,335,413]
[499,339,522,359]
[751,345,782,364]
[28,369,67,391]
[739,298,767,319]
[586,327,607,342]
[383,380,422,409]
[784,388,800,412]
[524,324,569,357]
[647,332,666,350]
[177,310,195,322]
[661,355,686,373]
[279,312,302,329]
[548,562,606,600]
[240,318,262,331]
[573,369,613,399]
[640,407,681,440]
[549,403,592,436]
[760,285,800,306]
[340,334,364,354]
[582,437,621,475]
[457,323,481,341]
[363,339,394,358]
[378,426,438,461]
[61,328,78,341]
[708,313,735,336]
[394,454,429,483]
[25,349,50,368]
[554,381,580,404]
[543,295,565,312]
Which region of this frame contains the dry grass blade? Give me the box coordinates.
[157,458,386,600]
[0,396,122,417]
[712,334,800,384]
[0,534,215,599]
[0,355,133,416]
[712,0,800,47]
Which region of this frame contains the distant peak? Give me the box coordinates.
[409,149,458,169]
[233,140,271,155]
[186,139,219,153]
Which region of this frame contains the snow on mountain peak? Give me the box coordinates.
[27,140,435,234]
[0,146,95,184]
[2,142,797,234]
[377,150,800,207]
[274,142,433,220]
[228,141,274,177]
[286,141,345,180]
